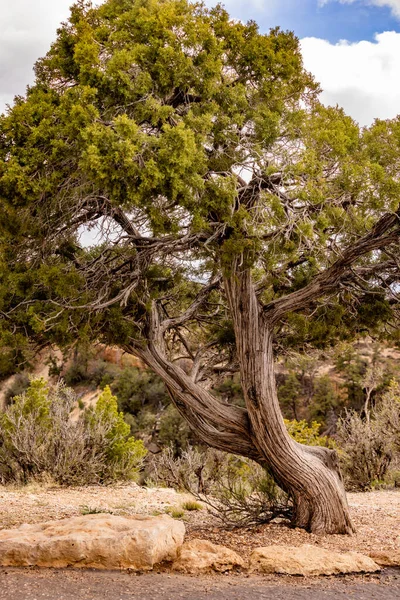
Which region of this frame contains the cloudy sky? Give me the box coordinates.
[1,0,400,126]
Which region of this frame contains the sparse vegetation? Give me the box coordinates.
[80,505,113,516]
[164,506,185,519]
[149,446,291,527]
[0,379,147,485]
[337,381,400,490]
[181,500,203,511]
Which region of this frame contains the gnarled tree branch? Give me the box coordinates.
[263,209,400,324]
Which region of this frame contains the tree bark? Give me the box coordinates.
[224,264,355,534]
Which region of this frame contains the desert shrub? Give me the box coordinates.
[148,446,291,527]
[374,381,400,452]
[112,367,168,415]
[147,419,331,525]
[336,413,392,490]
[278,371,302,420]
[333,343,374,412]
[89,360,120,388]
[114,376,193,453]
[0,379,146,485]
[285,419,334,447]
[309,376,342,427]
[3,373,30,406]
[157,404,193,452]
[63,357,120,389]
[63,361,88,386]
[127,407,156,438]
[337,381,400,490]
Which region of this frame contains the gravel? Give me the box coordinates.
[0,484,399,561]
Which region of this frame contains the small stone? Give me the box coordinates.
[173,539,245,573]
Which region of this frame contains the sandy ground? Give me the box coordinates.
[0,484,399,560]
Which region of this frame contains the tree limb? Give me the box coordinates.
[160,277,221,333]
[263,209,400,323]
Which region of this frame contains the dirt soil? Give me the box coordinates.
[0,484,399,561]
[1,485,400,598]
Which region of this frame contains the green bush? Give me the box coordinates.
[284,419,334,447]
[86,386,147,480]
[112,367,169,415]
[164,506,185,519]
[63,361,88,386]
[181,500,203,511]
[278,371,302,420]
[158,404,192,452]
[89,360,120,388]
[110,370,193,453]
[80,505,113,515]
[127,407,156,438]
[0,379,146,485]
[63,357,120,389]
[309,375,342,427]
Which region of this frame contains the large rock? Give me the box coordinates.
[249,544,380,576]
[369,550,400,567]
[0,514,185,570]
[173,539,245,573]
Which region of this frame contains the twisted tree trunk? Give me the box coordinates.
[224,266,354,534]
[129,265,354,535]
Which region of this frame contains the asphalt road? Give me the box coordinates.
[1,568,400,600]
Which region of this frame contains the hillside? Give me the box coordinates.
[1,339,399,462]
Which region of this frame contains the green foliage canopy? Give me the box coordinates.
[0,0,400,374]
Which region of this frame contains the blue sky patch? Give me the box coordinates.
[212,0,400,43]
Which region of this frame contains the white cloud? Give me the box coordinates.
[204,0,282,14]
[301,31,400,125]
[0,0,73,113]
[320,0,400,19]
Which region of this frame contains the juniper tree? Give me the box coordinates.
[1,0,400,533]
